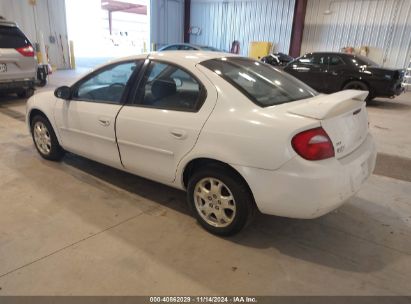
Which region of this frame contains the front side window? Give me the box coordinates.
[201,57,317,107]
[298,54,327,66]
[73,61,141,104]
[297,55,315,65]
[133,61,204,111]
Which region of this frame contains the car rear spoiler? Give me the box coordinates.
[288,90,368,120]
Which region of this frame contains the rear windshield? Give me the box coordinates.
[200,57,318,107]
[352,55,378,67]
[0,25,31,48]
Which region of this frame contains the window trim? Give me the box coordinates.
[125,59,208,113]
[69,60,144,105]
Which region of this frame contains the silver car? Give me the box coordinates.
[0,18,37,98]
[158,43,222,52]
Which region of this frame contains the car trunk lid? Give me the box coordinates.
[288,90,369,159]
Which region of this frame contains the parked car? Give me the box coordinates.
[26,51,376,235]
[261,52,294,67]
[159,43,222,52]
[0,18,37,98]
[283,52,405,101]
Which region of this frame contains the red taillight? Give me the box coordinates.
[291,127,335,161]
[16,45,35,57]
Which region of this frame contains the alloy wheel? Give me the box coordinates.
[33,121,51,155]
[194,177,237,228]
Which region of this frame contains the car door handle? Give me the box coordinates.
[98,118,111,127]
[170,129,187,140]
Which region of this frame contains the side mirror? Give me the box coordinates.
[54,86,71,99]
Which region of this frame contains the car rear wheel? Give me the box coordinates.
[31,115,65,161]
[343,81,372,101]
[37,78,47,87]
[187,165,255,236]
[17,88,34,98]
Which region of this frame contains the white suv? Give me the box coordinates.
[0,18,37,98]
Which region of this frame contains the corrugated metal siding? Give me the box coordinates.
[150,0,184,49]
[0,0,70,69]
[301,0,411,69]
[190,0,296,56]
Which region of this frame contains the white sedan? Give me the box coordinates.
[26,51,377,235]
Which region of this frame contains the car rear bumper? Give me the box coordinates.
[391,82,404,96]
[375,82,405,97]
[233,133,377,219]
[0,78,35,90]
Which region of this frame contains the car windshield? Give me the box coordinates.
[352,55,379,67]
[201,57,318,107]
[0,25,30,48]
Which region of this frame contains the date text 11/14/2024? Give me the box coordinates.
[149,296,258,303]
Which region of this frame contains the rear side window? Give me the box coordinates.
[329,56,344,66]
[201,57,317,107]
[0,26,30,48]
[163,45,179,51]
[179,45,196,50]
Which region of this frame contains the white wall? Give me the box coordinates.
[0,0,70,69]
[190,0,296,55]
[150,0,184,50]
[301,0,411,69]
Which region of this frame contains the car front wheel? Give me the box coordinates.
[31,115,65,161]
[187,165,255,236]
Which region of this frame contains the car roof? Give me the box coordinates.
[305,51,356,57]
[72,51,239,85]
[0,20,17,27]
[107,51,238,68]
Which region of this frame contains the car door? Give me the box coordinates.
[323,55,347,93]
[285,54,328,91]
[116,60,217,183]
[53,60,142,168]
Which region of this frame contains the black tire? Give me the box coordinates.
[187,164,255,236]
[342,81,372,101]
[37,78,47,87]
[17,88,35,98]
[30,114,65,161]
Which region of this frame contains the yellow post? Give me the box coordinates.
[36,51,43,63]
[69,40,76,70]
[248,42,272,60]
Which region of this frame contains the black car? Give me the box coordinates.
[283,52,405,101]
[261,53,294,67]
